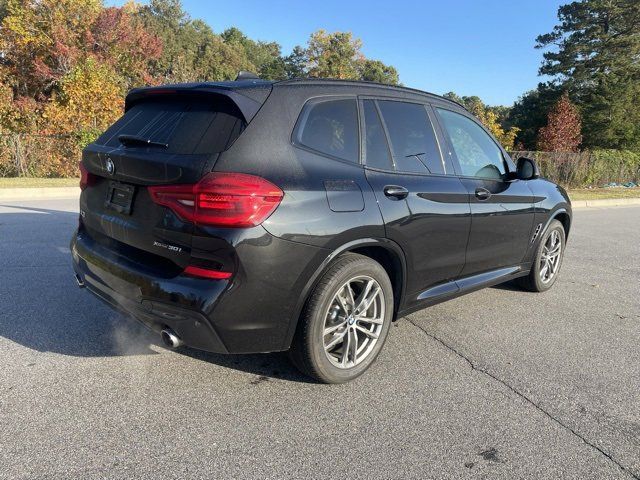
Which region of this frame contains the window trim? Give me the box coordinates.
[358,96,452,177]
[372,100,398,171]
[433,105,515,181]
[425,104,458,176]
[291,95,362,166]
[358,98,395,170]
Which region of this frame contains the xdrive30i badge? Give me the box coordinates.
[153,241,182,253]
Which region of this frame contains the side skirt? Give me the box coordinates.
[397,265,529,318]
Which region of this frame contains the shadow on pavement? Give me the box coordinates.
[0,203,307,382]
[491,280,523,292]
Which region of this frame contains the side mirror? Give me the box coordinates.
[516,157,540,180]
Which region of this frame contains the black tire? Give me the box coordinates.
[516,219,566,292]
[289,253,394,383]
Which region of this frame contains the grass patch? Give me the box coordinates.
[568,187,640,201]
[0,177,79,188]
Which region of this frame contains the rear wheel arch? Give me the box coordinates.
[348,244,405,320]
[283,238,407,350]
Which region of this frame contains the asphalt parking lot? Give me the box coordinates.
[1,198,638,479]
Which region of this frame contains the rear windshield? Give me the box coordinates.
[95,96,246,154]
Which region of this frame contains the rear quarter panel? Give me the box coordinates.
[212,84,387,250]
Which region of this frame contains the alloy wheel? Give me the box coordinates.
[322,276,385,369]
[540,229,562,284]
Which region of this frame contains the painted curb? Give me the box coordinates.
[0,186,80,201]
[571,197,640,208]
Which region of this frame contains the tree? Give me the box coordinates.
[0,0,404,177]
[536,0,640,150]
[506,83,563,150]
[443,92,520,150]
[138,0,252,82]
[91,6,163,88]
[42,57,123,145]
[221,27,286,80]
[358,59,399,85]
[0,0,102,97]
[537,92,582,152]
[306,30,363,79]
[282,37,398,84]
[283,46,307,79]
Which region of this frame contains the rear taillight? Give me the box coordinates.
[79,162,96,190]
[148,172,284,228]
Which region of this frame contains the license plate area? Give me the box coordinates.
[105,181,135,215]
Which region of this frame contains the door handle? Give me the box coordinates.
[475,187,491,201]
[383,185,409,200]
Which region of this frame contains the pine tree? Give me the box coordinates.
[536,0,640,150]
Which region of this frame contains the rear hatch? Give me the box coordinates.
[79,84,270,274]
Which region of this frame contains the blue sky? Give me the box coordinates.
[114,0,565,106]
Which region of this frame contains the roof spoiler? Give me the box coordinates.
[124,84,271,123]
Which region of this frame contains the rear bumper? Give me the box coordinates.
[71,227,328,354]
[71,230,229,352]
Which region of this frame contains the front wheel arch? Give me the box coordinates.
[553,211,571,239]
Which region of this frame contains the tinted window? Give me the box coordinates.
[297,99,359,163]
[96,97,246,155]
[363,100,393,170]
[377,101,444,174]
[437,108,506,179]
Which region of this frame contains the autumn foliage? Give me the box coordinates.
[0,0,403,176]
[537,93,582,152]
[0,0,162,138]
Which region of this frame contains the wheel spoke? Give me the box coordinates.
[325,330,347,351]
[335,289,350,315]
[346,283,356,310]
[360,286,381,314]
[540,261,549,279]
[354,279,375,313]
[349,329,359,364]
[341,329,352,367]
[356,315,384,325]
[355,324,379,339]
[324,321,346,336]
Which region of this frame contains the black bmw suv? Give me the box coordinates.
[71,77,571,383]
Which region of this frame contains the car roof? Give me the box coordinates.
[127,78,467,115]
[273,78,466,109]
[168,78,466,110]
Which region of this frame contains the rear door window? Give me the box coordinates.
[295,98,359,163]
[377,100,445,174]
[95,97,246,155]
[362,100,394,170]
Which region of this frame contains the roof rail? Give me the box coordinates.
[235,71,260,81]
[274,77,467,110]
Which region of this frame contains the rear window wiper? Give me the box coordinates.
[118,134,168,149]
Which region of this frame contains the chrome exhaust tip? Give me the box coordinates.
[74,274,85,288]
[160,328,184,349]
